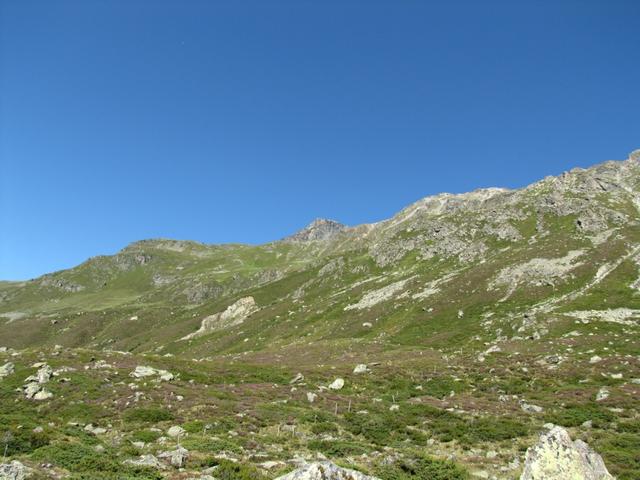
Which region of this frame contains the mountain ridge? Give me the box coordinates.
[1,149,639,479]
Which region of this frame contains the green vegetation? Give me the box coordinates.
[374,455,469,480]
[123,408,174,423]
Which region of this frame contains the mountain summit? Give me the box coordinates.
[284,218,347,242]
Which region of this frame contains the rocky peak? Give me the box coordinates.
[285,218,347,242]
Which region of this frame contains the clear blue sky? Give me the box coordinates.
[1,1,639,280]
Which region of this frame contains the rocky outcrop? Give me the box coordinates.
[285,219,347,242]
[0,461,32,480]
[490,250,585,294]
[38,275,85,292]
[520,425,613,480]
[22,364,53,400]
[158,447,189,467]
[0,362,14,378]
[181,297,258,340]
[124,454,166,470]
[275,461,380,480]
[344,277,413,311]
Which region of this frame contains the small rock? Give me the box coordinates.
[595,387,609,402]
[353,364,368,374]
[328,378,344,390]
[84,424,107,435]
[167,426,186,438]
[521,402,544,413]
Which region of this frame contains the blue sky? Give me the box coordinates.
[1,0,639,280]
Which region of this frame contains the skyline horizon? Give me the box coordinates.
[3,147,638,282]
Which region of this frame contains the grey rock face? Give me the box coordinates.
[0,362,14,378]
[520,425,613,480]
[130,366,174,382]
[38,275,84,292]
[22,364,54,400]
[285,219,347,242]
[181,296,258,340]
[274,461,380,480]
[0,461,32,480]
[124,454,166,470]
[158,447,189,468]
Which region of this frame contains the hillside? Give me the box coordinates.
[1,150,639,479]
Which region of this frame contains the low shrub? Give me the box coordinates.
[375,455,468,480]
[307,439,369,457]
[123,407,174,423]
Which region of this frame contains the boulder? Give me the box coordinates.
[130,366,174,382]
[0,461,32,480]
[167,425,186,438]
[24,364,53,384]
[520,425,613,480]
[32,389,53,401]
[158,446,189,467]
[23,382,52,401]
[274,461,380,480]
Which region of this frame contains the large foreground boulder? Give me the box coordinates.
[274,461,380,480]
[520,426,613,480]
